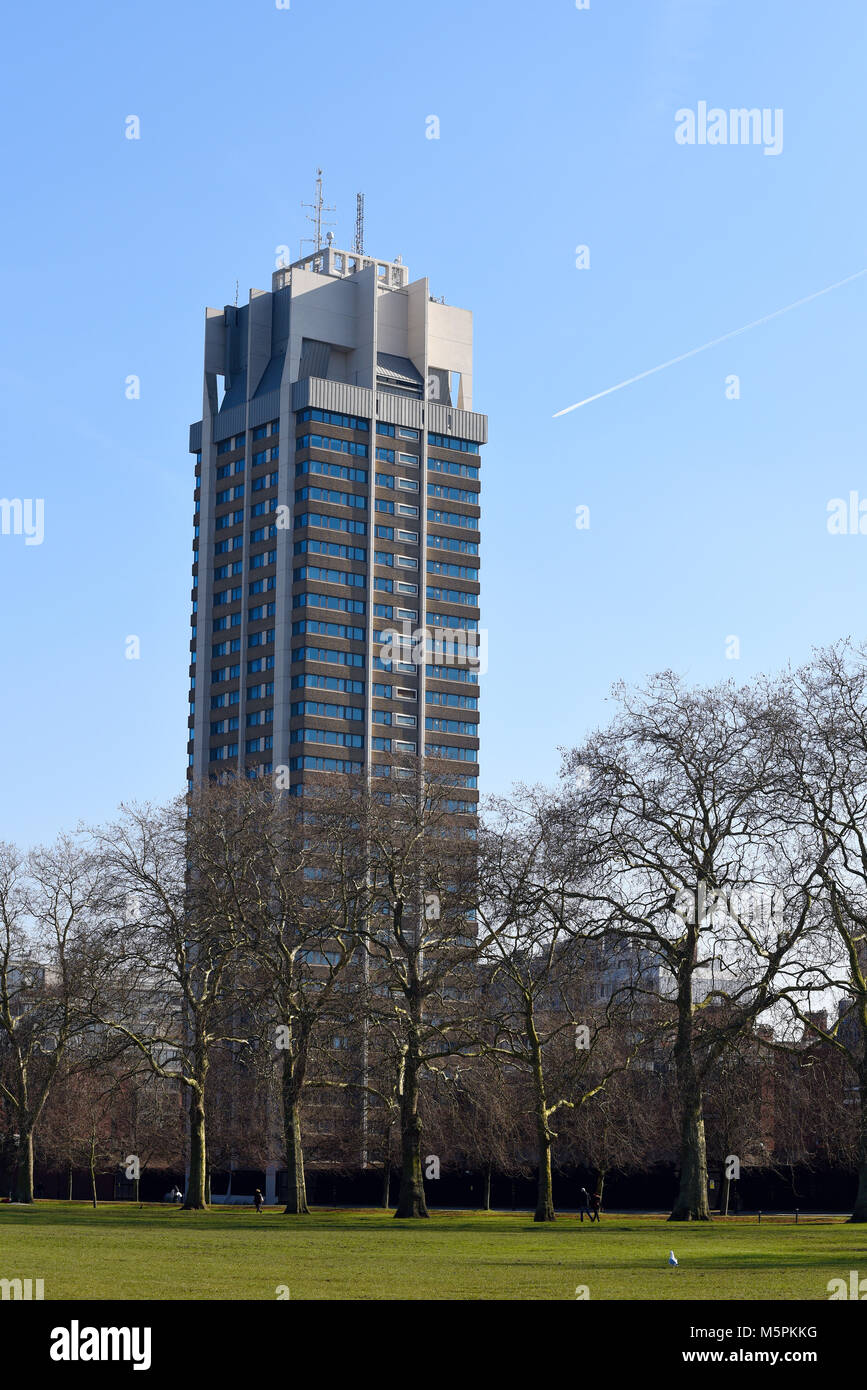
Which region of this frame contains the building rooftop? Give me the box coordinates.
[272,243,410,293]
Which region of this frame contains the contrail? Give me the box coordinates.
[553,268,867,417]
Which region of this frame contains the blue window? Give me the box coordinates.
[427,433,480,454]
[249,550,277,569]
[428,536,479,556]
[294,513,366,536]
[291,673,364,694]
[290,727,364,748]
[252,472,278,491]
[293,539,366,562]
[288,755,363,773]
[428,484,478,504]
[291,700,364,721]
[293,565,364,588]
[428,613,478,631]
[292,619,364,641]
[293,592,365,615]
[426,744,478,762]
[427,691,478,710]
[295,459,367,484]
[426,664,479,684]
[427,509,478,530]
[296,433,368,457]
[295,486,366,509]
[296,409,368,431]
[425,717,478,735]
[428,457,479,481]
[426,586,477,606]
[292,647,364,668]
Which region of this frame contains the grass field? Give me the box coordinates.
[0,1204,864,1300]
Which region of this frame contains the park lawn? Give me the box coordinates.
[0,1205,864,1301]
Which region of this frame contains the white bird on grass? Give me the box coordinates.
[668,1251,679,1268]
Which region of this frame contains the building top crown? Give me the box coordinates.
[272,246,410,293]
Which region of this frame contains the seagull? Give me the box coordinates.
[668,1251,679,1268]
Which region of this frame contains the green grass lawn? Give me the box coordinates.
[0,1204,864,1300]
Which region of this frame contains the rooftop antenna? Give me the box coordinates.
[234,280,239,307]
[301,168,336,256]
[354,192,365,256]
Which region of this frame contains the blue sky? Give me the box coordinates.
[1,0,865,846]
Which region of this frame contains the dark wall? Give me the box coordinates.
[27,1162,859,1212]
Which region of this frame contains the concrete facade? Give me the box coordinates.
[187,246,486,804]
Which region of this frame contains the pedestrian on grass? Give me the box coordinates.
[578,1187,592,1223]
[588,1191,602,1223]
[254,1188,264,1213]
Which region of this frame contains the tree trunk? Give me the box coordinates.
[669,976,710,1221]
[381,1159,391,1209]
[394,1036,428,1218]
[534,1129,554,1222]
[483,1161,492,1211]
[849,1074,867,1223]
[282,1094,309,1215]
[528,1005,555,1222]
[89,1133,98,1208]
[279,1026,310,1214]
[67,1159,73,1201]
[13,1127,34,1203]
[184,1086,208,1210]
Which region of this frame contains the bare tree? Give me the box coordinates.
[88,790,253,1210]
[357,770,480,1218]
[773,642,867,1220]
[233,778,370,1214]
[0,835,106,1202]
[475,788,634,1221]
[561,674,813,1220]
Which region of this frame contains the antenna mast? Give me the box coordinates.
[301,168,336,254]
[354,192,365,255]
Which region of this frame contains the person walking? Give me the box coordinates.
[578,1187,592,1223]
[588,1191,602,1223]
[254,1188,264,1214]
